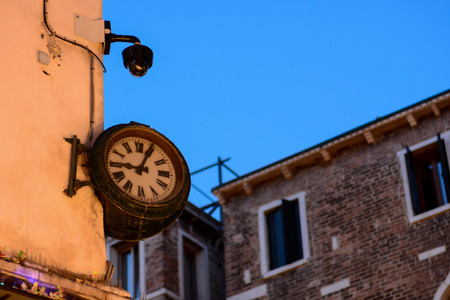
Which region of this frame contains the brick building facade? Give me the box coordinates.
[213,89,450,299]
[106,202,225,300]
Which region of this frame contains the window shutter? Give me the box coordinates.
[267,209,285,270]
[405,146,421,214]
[437,133,450,202]
[281,200,303,264]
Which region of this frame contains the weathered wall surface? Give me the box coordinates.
[144,211,225,300]
[0,0,106,275]
[222,109,450,299]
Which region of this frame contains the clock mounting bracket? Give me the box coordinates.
[64,135,93,197]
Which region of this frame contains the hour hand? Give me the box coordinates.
[136,143,154,175]
[110,161,149,173]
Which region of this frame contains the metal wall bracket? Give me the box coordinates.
[64,135,93,197]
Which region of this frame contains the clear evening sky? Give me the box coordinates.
[103,1,450,212]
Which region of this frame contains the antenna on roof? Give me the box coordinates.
[190,157,239,218]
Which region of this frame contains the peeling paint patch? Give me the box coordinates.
[46,39,61,59]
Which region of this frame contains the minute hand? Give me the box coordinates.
[112,162,146,172]
[136,143,155,175]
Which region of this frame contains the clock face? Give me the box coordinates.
[106,136,176,203]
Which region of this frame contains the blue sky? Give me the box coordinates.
[103,1,450,213]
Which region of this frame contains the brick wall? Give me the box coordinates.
[222,110,450,299]
[144,207,225,300]
[177,216,226,300]
[145,234,166,294]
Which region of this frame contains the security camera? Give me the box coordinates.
[122,44,153,77]
[103,21,154,77]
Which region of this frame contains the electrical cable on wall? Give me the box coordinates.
[43,0,102,143]
[43,0,106,73]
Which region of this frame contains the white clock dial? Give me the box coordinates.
[106,137,176,203]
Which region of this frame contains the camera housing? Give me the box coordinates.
[122,44,154,77]
[103,21,153,77]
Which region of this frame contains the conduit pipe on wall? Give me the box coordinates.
[88,54,95,142]
[43,0,101,142]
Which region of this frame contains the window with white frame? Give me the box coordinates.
[106,239,144,299]
[398,132,450,222]
[258,192,310,278]
[178,231,209,300]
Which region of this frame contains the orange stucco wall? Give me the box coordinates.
[0,0,107,275]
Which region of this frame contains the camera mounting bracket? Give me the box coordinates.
[103,21,153,77]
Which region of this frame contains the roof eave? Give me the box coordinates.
[212,88,450,202]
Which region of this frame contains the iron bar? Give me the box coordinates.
[190,157,231,175]
[64,136,93,197]
[201,201,220,210]
[222,163,239,178]
[192,184,216,203]
[218,157,223,185]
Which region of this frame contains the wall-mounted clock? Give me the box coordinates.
[89,122,190,241]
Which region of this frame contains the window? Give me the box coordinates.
[178,231,209,300]
[106,239,143,299]
[258,192,310,278]
[398,132,450,222]
[117,244,140,298]
[266,199,302,270]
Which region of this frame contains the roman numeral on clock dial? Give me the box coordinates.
[123,180,133,193]
[156,179,168,189]
[138,186,145,197]
[122,142,132,154]
[150,186,158,196]
[135,142,144,153]
[113,171,125,182]
[158,170,170,178]
[155,159,166,166]
[113,149,125,159]
[110,161,122,168]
